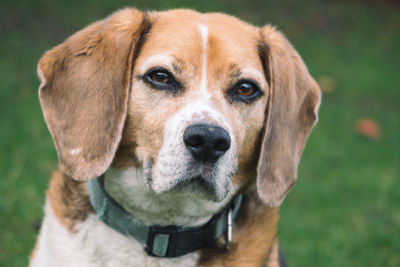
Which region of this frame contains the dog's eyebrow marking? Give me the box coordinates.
[172,61,183,75]
[198,24,209,95]
[229,63,266,90]
[240,67,266,89]
[140,54,174,73]
[229,64,242,81]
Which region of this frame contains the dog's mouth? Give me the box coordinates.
[144,158,231,202]
[170,175,219,201]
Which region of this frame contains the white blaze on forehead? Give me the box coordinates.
[139,54,174,73]
[198,24,209,95]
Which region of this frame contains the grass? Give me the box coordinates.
[0,0,399,266]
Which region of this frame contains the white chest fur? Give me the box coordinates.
[30,202,200,267]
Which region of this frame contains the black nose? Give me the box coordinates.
[183,124,231,163]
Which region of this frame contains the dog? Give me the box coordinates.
[30,8,321,267]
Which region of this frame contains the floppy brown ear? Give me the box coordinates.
[38,9,150,180]
[257,26,321,206]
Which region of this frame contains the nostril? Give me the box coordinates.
[214,138,230,152]
[184,133,204,148]
[188,135,204,148]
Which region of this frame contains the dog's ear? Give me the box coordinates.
[256,26,321,206]
[38,9,150,180]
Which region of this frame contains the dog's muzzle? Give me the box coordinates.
[149,121,236,202]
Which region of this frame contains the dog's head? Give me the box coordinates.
[38,9,320,207]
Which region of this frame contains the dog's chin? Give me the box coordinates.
[148,174,228,203]
[169,175,227,202]
[144,158,234,203]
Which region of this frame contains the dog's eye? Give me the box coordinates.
[143,68,180,93]
[149,70,170,84]
[230,80,262,103]
[237,83,256,97]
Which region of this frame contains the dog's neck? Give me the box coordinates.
[104,167,237,227]
[39,171,280,266]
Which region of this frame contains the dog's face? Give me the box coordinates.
[38,9,321,207]
[119,11,267,201]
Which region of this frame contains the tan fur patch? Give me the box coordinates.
[47,171,93,231]
[256,26,321,207]
[38,9,150,180]
[199,187,279,266]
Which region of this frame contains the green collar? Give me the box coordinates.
[87,176,243,258]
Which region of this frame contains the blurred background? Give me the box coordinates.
[0,0,399,266]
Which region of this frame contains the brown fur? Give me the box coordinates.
[199,186,279,266]
[47,171,93,231]
[38,9,150,180]
[256,26,321,206]
[35,8,321,266]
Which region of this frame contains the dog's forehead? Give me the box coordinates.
[137,10,263,76]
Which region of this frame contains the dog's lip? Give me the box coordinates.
[174,175,212,191]
[169,175,221,201]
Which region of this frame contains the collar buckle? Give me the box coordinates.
[146,225,179,257]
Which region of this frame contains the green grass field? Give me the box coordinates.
[0,0,399,266]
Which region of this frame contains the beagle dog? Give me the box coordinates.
[30,8,321,267]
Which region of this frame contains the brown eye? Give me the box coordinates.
[229,80,262,103]
[237,82,256,97]
[150,70,170,84]
[143,68,181,93]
